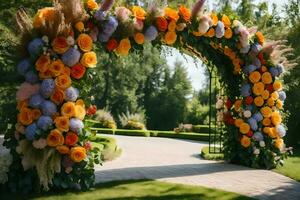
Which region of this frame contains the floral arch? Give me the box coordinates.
[2,0,291,193]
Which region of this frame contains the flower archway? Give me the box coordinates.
[3,0,291,192]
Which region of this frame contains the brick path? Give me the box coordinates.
[94,135,300,200]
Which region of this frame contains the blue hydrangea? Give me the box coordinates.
[145,26,158,42]
[98,33,111,42]
[29,94,45,108]
[215,21,225,38]
[276,125,286,138]
[251,43,262,54]
[269,67,279,77]
[65,87,79,102]
[25,71,39,84]
[37,115,53,131]
[253,112,263,122]
[278,91,286,101]
[95,10,107,21]
[41,100,57,116]
[252,58,261,68]
[243,65,256,74]
[40,79,55,98]
[62,48,81,67]
[27,38,44,57]
[241,84,251,97]
[17,59,31,75]
[70,118,84,134]
[103,16,118,35]
[25,123,38,140]
[277,64,284,75]
[248,118,258,131]
[253,131,264,141]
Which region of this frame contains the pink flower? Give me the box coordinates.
[115,7,132,22]
[16,82,40,102]
[133,19,144,31]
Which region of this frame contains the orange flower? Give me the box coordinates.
[55,74,72,89]
[254,96,264,107]
[77,34,93,52]
[271,92,279,100]
[252,82,265,96]
[262,118,271,126]
[211,13,218,26]
[75,105,86,120]
[276,100,283,109]
[32,109,42,120]
[178,5,191,22]
[271,111,282,126]
[18,107,33,126]
[273,80,283,91]
[116,38,131,56]
[17,100,29,110]
[134,33,145,45]
[36,55,51,73]
[274,138,284,149]
[262,72,272,84]
[168,20,177,31]
[54,116,70,132]
[205,28,215,38]
[76,99,85,107]
[33,7,56,29]
[70,146,87,162]
[164,31,177,45]
[39,70,52,80]
[249,71,261,83]
[156,17,168,32]
[61,102,76,118]
[49,59,65,77]
[50,88,65,105]
[267,98,275,107]
[240,123,250,134]
[234,99,242,111]
[241,136,251,148]
[87,0,99,10]
[132,6,146,20]
[71,63,86,79]
[47,129,64,147]
[256,31,265,45]
[222,15,231,28]
[62,67,71,76]
[52,36,69,54]
[65,132,78,146]
[164,7,179,22]
[234,119,244,128]
[261,106,273,118]
[262,90,270,100]
[80,52,97,68]
[75,21,85,32]
[224,28,233,39]
[56,145,70,154]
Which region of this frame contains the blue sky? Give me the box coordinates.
[166,0,285,91]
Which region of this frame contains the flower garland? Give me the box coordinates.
[3,0,291,192]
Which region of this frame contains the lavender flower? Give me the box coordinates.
[241,84,251,97]
[215,21,225,38]
[278,91,286,101]
[276,125,286,138]
[95,10,107,21]
[17,59,31,75]
[251,43,262,54]
[62,48,81,67]
[276,64,284,75]
[253,131,264,141]
[70,118,84,134]
[29,94,44,108]
[253,112,263,122]
[248,118,258,131]
[41,100,57,116]
[37,115,53,131]
[65,87,79,102]
[243,65,256,74]
[269,67,279,77]
[145,26,158,42]
[27,38,44,57]
[40,79,55,98]
[100,0,115,11]
[25,71,39,84]
[103,16,118,36]
[25,123,38,140]
[252,58,261,68]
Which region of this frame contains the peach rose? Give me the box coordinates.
[50,59,65,77]
[51,88,65,105]
[18,107,33,126]
[61,102,76,118]
[70,146,87,162]
[47,129,64,147]
[56,145,70,154]
[36,55,51,73]
[77,34,93,52]
[52,36,69,54]
[54,116,70,132]
[55,74,72,89]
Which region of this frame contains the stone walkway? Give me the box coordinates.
[95,135,300,200]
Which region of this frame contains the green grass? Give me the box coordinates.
[274,146,300,182]
[201,146,224,160]
[0,180,255,200]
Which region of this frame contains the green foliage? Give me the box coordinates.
[201,146,224,160]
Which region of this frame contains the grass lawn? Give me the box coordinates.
[274,146,300,182]
[1,180,255,200]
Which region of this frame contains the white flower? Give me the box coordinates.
[253,148,260,155]
[259,141,266,147]
[216,99,224,109]
[42,36,49,43]
[67,36,75,46]
[243,110,252,118]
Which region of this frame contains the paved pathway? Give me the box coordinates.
[95,135,300,200]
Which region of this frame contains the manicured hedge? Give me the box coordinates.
[90,127,150,137]
[200,146,224,160]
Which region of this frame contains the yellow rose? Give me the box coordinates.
[274,138,284,149]
[164,7,179,22]
[70,146,87,162]
[271,111,282,126]
[87,0,99,10]
[132,6,146,20]
[54,116,70,132]
[267,98,275,107]
[241,136,251,148]
[76,99,85,108]
[252,82,265,96]
[249,71,261,83]
[260,106,273,118]
[55,74,72,89]
[240,123,250,134]
[211,13,218,26]
[222,15,231,28]
[77,34,93,52]
[224,28,233,39]
[276,100,283,109]
[81,52,97,68]
[271,92,279,100]
[262,72,272,84]
[47,129,64,147]
[75,105,86,120]
[116,38,131,56]
[164,31,177,45]
[75,21,85,32]
[273,80,283,91]
[134,33,145,45]
[61,102,76,118]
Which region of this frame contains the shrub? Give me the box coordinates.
[93,109,117,129]
[119,111,147,130]
[174,123,193,133]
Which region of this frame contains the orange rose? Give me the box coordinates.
[256,31,265,45]
[36,55,51,73]
[241,136,251,148]
[262,72,272,84]
[75,21,85,32]
[71,63,86,79]
[271,112,282,126]
[61,102,76,118]
[56,145,70,154]
[156,17,168,32]
[77,34,93,52]
[211,13,218,26]
[55,74,72,89]
[76,99,85,108]
[39,69,52,80]
[80,52,97,68]
[18,107,33,126]
[249,71,261,83]
[252,82,265,96]
[47,129,64,147]
[87,0,99,10]
[262,90,270,100]
[52,36,69,54]
[116,38,131,56]
[240,123,250,134]
[134,33,145,45]
[51,88,65,105]
[224,28,233,39]
[205,28,215,38]
[261,106,273,118]
[32,109,42,120]
[54,116,70,132]
[75,105,86,120]
[70,146,87,162]
[164,7,179,22]
[178,5,191,22]
[273,80,283,91]
[274,138,284,149]
[267,98,275,107]
[222,15,231,28]
[49,59,65,77]
[262,118,271,126]
[62,67,71,76]
[17,100,28,111]
[168,20,177,31]
[234,119,244,128]
[132,6,146,20]
[33,7,56,29]
[65,132,78,146]
[164,31,177,45]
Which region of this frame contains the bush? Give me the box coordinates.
[119,111,147,130]
[90,127,150,137]
[93,109,117,129]
[174,123,193,133]
[201,146,224,160]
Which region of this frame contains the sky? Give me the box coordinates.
[166,0,285,91]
